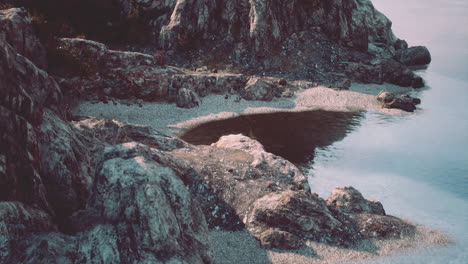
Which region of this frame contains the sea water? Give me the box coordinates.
[308,0,468,263]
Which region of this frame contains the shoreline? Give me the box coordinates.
[210,224,452,264]
[73,82,414,137]
[71,82,452,263]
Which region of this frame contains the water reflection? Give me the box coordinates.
[179,110,364,166]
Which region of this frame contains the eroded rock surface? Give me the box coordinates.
[0,7,47,69]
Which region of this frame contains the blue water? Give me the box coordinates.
[308,0,468,263]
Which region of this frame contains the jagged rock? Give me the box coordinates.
[176,88,201,108]
[0,8,48,69]
[326,186,385,216]
[159,0,396,53]
[377,91,421,112]
[69,142,212,263]
[169,134,308,230]
[245,190,363,247]
[0,33,61,213]
[37,110,99,226]
[394,39,409,50]
[239,77,276,101]
[394,46,432,66]
[379,58,419,87]
[0,202,57,263]
[340,62,383,84]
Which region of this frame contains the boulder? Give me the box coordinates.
[257,229,304,249]
[351,213,416,239]
[245,190,362,247]
[326,186,385,216]
[169,134,309,230]
[239,77,276,101]
[176,88,201,108]
[393,46,432,66]
[0,8,48,69]
[377,91,421,112]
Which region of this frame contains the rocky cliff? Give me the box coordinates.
[1,2,431,263]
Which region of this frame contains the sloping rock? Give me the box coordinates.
[211,134,308,189]
[0,33,61,213]
[69,142,212,263]
[394,46,431,66]
[326,186,385,215]
[0,202,57,263]
[73,117,190,151]
[37,110,99,227]
[0,8,47,69]
[170,134,309,230]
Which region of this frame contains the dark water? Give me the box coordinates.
[179,111,363,166]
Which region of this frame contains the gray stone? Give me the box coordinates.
[394,46,432,66]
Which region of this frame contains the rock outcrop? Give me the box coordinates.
[159,0,395,54]
[394,46,432,66]
[326,187,416,240]
[0,8,47,69]
[1,10,213,263]
[377,91,421,112]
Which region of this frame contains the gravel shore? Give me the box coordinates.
[73,83,414,136]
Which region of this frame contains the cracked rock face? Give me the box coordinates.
[159,0,396,54]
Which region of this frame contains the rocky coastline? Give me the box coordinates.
[0,1,448,263]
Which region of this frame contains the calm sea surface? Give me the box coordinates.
[309,0,468,263]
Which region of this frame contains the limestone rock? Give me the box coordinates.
[326,186,385,216]
[0,8,47,69]
[239,77,276,101]
[394,46,432,66]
